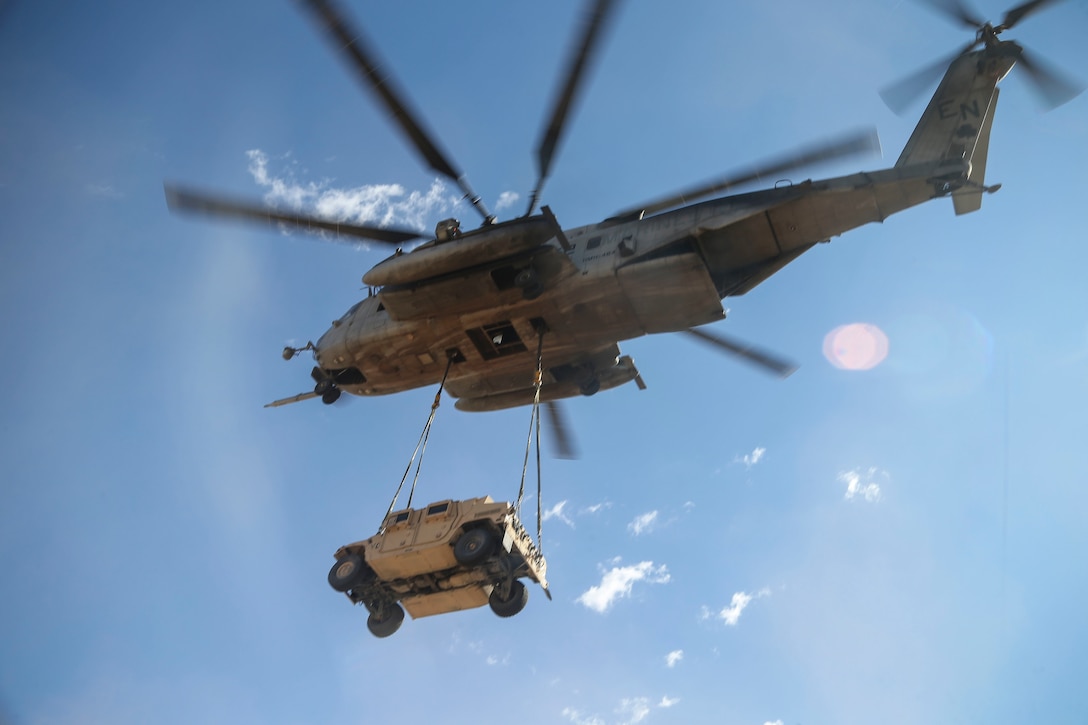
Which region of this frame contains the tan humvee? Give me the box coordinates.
[328,496,549,638]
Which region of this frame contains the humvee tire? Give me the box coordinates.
[489,580,529,618]
[367,603,405,638]
[328,553,365,592]
[453,527,496,566]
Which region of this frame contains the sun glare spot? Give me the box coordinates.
[823,323,889,370]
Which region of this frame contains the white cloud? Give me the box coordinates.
[563,695,679,725]
[562,708,606,725]
[764,721,784,725]
[582,502,610,515]
[485,653,510,666]
[627,510,658,536]
[543,500,575,528]
[617,697,651,724]
[665,649,683,668]
[719,591,753,626]
[709,587,771,626]
[494,190,520,211]
[245,149,462,232]
[736,446,766,469]
[840,467,885,502]
[577,561,670,613]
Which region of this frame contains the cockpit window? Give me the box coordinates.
[340,301,363,322]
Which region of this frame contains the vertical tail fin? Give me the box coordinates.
[895,49,1015,214]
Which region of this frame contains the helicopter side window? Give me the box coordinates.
[586,236,602,250]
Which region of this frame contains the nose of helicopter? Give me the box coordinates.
[315,322,352,369]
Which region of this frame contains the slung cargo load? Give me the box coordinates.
[328,496,549,638]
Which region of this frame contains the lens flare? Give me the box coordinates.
[823,323,889,370]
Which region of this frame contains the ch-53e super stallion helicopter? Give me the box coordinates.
[167,0,1081,452]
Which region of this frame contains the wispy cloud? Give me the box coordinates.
[562,708,605,725]
[495,190,520,211]
[582,502,610,515]
[246,149,462,232]
[563,695,679,725]
[665,650,683,668]
[577,561,670,613]
[703,587,771,626]
[617,698,651,724]
[86,182,124,199]
[840,467,886,502]
[543,500,575,528]
[627,510,658,536]
[735,446,766,469]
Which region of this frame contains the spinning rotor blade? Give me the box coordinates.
[544,401,578,460]
[879,39,978,115]
[297,0,493,223]
[886,0,1082,112]
[611,127,881,220]
[1015,48,1085,109]
[525,0,622,217]
[164,184,423,245]
[683,328,798,379]
[1000,0,1063,31]
[917,0,986,29]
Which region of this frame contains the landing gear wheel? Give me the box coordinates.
[453,528,496,566]
[328,553,366,592]
[321,387,342,405]
[489,580,529,618]
[579,377,600,396]
[314,378,333,395]
[514,267,544,300]
[367,603,405,638]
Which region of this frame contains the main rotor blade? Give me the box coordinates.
[916,0,986,29]
[1015,47,1084,109]
[683,328,798,378]
[525,0,621,217]
[544,401,578,460]
[611,127,881,220]
[164,184,423,245]
[879,39,979,114]
[297,0,493,223]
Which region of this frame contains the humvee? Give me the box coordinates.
[328,496,550,638]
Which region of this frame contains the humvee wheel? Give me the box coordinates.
[367,604,405,638]
[454,528,496,566]
[579,377,600,396]
[489,580,528,618]
[321,386,341,405]
[328,553,365,592]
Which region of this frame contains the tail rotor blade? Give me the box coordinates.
[917,0,987,29]
[1000,0,1063,31]
[879,40,978,114]
[1016,48,1085,109]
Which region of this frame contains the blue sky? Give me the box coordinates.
[2,1,1087,723]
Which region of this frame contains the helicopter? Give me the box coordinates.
[166,0,1081,454]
